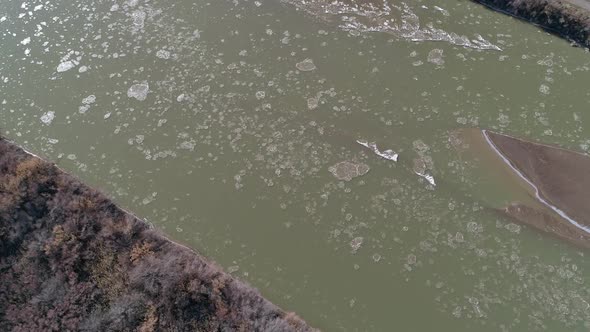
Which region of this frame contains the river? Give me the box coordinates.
[1,0,590,330]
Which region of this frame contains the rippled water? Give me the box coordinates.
[2,0,590,330]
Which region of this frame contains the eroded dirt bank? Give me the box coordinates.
[471,0,590,47]
[0,137,314,332]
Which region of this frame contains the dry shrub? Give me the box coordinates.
[130,241,154,264]
[90,246,127,301]
[2,157,43,192]
[138,304,158,332]
[44,225,68,254]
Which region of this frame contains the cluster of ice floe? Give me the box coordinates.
[40,111,55,125]
[156,49,173,60]
[78,95,96,113]
[56,50,82,73]
[329,161,370,181]
[355,138,434,187]
[284,0,501,51]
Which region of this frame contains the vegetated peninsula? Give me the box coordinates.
[0,137,314,332]
[472,0,590,47]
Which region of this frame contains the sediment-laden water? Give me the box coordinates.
[2,0,590,330]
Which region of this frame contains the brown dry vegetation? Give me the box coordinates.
[0,138,315,332]
[472,0,590,47]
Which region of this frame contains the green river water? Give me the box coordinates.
[2,0,590,330]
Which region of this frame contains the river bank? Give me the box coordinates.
[471,0,590,47]
[0,137,314,331]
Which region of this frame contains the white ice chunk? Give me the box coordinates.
[57,60,76,73]
[357,140,398,162]
[127,82,149,101]
[40,111,55,125]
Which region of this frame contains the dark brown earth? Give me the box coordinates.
[484,130,590,248]
[0,137,314,332]
[471,0,590,48]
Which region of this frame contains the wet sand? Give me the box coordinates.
[456,129,590,249]
[485,130,590,248]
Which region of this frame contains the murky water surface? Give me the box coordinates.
[2,0,590,330]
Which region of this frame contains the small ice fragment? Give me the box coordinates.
[350,237,363,253]
[427,49,445,66]
[539,84,550,95]
[57,60,76,73]
[156,49,170,59]
[179,140,196,151]
[40,111,55,125]
[21,37,31,45]
[82,95,96,104]
[307,97,318,110]
[132,11,146,28]
[296,58,316,72]
[433,6,450,16]
[127,82,149,101]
